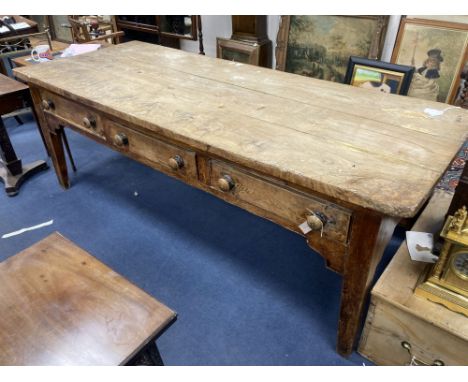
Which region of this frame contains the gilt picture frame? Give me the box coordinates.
[344,56,415,95]
[275,15,389,83]
[391,17,468,104]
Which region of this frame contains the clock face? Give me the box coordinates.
[451,251,468,280]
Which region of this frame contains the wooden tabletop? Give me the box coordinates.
[11,41,110,68]
[0,72,28,97]
[13,41,468,217]
[0,232,176,365]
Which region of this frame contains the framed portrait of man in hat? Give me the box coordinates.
[391,17,468,104]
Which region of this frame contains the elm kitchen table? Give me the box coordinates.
[14,41,468,357]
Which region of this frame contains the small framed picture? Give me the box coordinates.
[344,56,415,95]
[216,37,260,65]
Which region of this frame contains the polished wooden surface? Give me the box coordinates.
[0,232,176,365]
[0,72,28,99]
[13,41,468,356]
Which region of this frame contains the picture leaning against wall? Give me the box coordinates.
[392,18,468,104]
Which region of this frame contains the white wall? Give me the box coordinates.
[381,15,402,62]
[180,15,232,57]
[181,15,403,68]
[181,15,281,67]
[267,15,281,68]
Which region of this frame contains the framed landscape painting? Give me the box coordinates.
[275,15,388,83]
[344,56,415,95]
[391,17,468,104]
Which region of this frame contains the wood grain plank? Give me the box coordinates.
[14,41,468,217]
[48,84,444,217]
[129,42,468,134]
[57,51,463,172]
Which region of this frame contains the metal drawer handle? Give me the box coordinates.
[401,341,444,366]
[42,99,54,110]
[168,155,184,170]
[218,174,235,192]
[83,116,96,129]
[114,132,129,147]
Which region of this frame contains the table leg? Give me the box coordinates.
[336,210,398,356]
[59,127,77,172]
[29,86,70,189]
[27,92,50,157]
[46,124,69,189]
[126,341,164,366]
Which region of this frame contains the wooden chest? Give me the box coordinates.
[358,190,468,366]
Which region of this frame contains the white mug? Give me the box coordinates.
[31,45,53,62]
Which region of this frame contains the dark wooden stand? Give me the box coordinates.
[126,340,165,366]
[0,73,48,196]
[218,16,272,68]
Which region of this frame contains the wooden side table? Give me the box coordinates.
[0,73,48,196]
[0,232,177,365]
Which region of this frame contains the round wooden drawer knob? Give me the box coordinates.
[168,155,184,170]
[306,214,324,231]
[82,116,96,129]
[114,132,129,147]
[42,99,54,110]
[218,174,235,192]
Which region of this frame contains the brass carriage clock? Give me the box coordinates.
[415,206,468,316]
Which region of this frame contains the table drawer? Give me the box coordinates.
[105,121,198,180]
[40,90,106,140]
[208,160,351,243]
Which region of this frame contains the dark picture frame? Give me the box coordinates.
[158,16,198,41]
[344,56,415,95]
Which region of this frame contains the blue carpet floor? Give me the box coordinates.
[0,113,405,365]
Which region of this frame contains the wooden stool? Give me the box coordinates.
[0,73,48,196]
[0,232,177,365]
